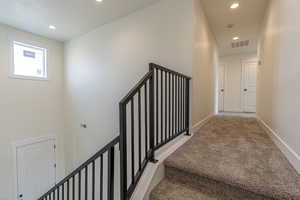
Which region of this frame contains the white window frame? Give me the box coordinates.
[10,41,48,81]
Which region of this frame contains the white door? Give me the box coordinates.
[16,138,56,200]
[218,64,225,112]
[242,61,257,112]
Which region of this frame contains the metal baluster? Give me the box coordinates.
[168,73,171,139]
[175,75,178,134]
[165,71,168,141]
[100,155,103,200]
[119,101,127,200]
[131,98,135,184]
[72,176,75,200]
[149,69,156,162]
[178,77,180,132]
[138,89,142,171]
[161,70,163,143]
[144,83,148,157]
[182,77,185,130]
[92,161,95,200]
[85,166,88,200]
[179,77,182,132]
[107,146,115,200]
[186,78,190,136]
[183,78,185,130]
[62,184,64,200]
[67,180,69,200]
[78,171,81,200]
[156,69,159,145]
[172,74,174,136]
[182,77,184,131]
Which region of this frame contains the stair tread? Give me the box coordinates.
[151,178,269,200]
[150,179,219,200]
[164,116,300,200]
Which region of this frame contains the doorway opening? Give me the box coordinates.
[218,55,257,114]
[199,0,268,115]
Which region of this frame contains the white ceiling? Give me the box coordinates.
[201,0,269,56]
[0,0,160,41]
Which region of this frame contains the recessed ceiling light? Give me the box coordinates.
[233,36,239,41]
[96,0,103,2]
[230,3,240,9]
[49,25,56,30]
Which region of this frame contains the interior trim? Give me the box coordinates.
[257,117,300,174]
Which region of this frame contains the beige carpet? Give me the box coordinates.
[150,116,300,200]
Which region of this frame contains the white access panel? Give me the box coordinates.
[16,137,56,200]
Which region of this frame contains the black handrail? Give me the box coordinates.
[120,70,154,105]
[149,63,192,80]
[38,63,191,200]
[119,69,155,200]
[38,136,119,200]
[119,63,191,200]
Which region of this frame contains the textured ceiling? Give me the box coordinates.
[201,0,269,56]
[0,0,160,41]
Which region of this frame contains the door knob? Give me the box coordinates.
[244,89,248,92]
[221,89,224,92]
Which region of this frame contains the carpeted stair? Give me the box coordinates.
[150,116,300,200]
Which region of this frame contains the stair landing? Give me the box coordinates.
[150,116,300,200]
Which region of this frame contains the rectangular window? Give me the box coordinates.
[12,41,47,79]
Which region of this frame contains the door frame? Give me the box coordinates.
[12,136,57,200]
[218,64,226,112]
[241,60,258,112]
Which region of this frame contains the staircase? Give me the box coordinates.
[38,64,300,200]
[38,63,192,200]
[150,116,300,200]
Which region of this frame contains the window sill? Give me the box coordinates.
[9,74,49,81]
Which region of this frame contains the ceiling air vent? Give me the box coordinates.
[231,40,250,48]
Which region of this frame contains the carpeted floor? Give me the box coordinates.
[150,116,300,200]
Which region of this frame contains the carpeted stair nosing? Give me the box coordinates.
[150,179,220,200]
[165,165,278,200]
[150,116,300,200]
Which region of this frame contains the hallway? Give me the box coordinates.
[151,116,300,200]
[1,0,300,199]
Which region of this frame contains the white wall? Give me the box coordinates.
[0,24,65,200]
[64,0,194,170]
[192,0,218,126]
[64,0,219,172]
[0,0,218,198]
[257,0,300,172]
[220,53,257,112]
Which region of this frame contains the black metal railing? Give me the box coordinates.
[150,63,191,149]
[39,63,191,200]
[119,63,191,200]
[38,137,119,200]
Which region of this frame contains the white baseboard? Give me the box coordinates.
[131,133,192,200]
[192,114,214,133]
[257,117,300,174]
